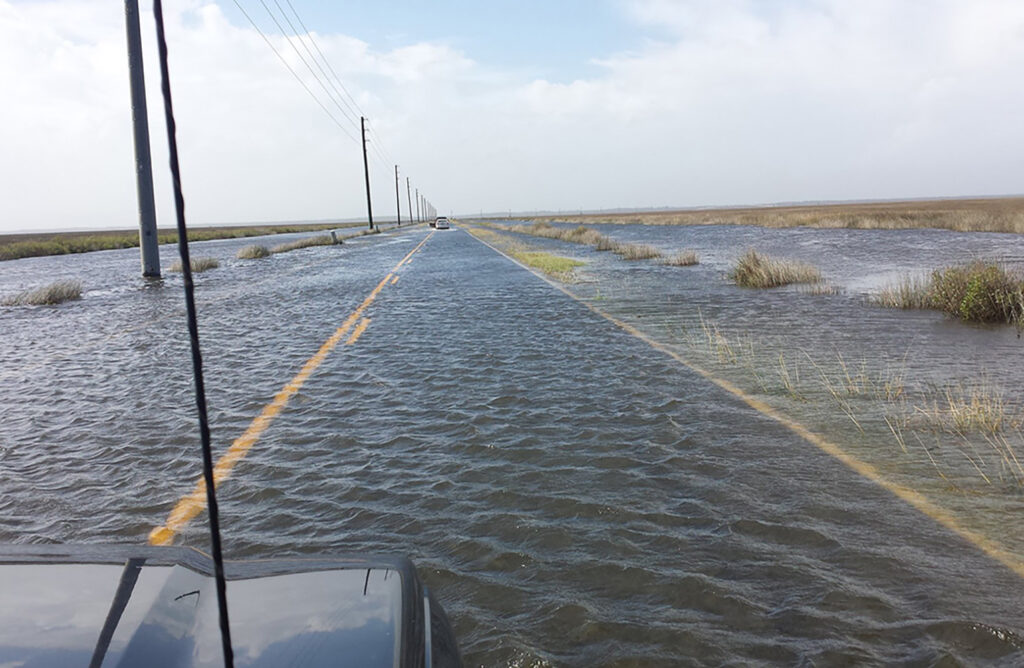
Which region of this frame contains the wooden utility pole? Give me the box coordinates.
[415,188,421,223]
[394,165,401,226]
[124,0,160,278]
[360,116,373,230]
[406,177,413,226]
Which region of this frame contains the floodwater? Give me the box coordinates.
[1,224,1022,666]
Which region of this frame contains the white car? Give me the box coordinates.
[435,217,450,229]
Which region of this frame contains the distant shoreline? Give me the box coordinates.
[0,221,370,262]
[518,196,1024,234]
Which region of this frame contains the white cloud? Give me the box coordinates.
[2,0,1024,232]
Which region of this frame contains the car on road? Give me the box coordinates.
[435,216,451,229]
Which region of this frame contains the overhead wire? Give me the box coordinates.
[260,0,396,174]
[229,0,359,144]
[236,0,418,211]
[276,0,364,125]
[256,0,362,135]
[282,0,370,122]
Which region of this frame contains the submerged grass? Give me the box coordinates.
[169,257,219,273]
[236,244,271,259]
[874,261,1024,328]
[512,251,584,280]
[1,279,83,306]
[270,235,334,254]
[680,312,1024,488]
[484,221,666,262]
[468,227,583,281]
[663,250,700,266]
[614,243,663,261]
[729,249,822,288]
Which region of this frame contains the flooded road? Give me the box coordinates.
[1,225,1022,665]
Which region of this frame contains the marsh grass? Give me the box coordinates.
[236,244,271,259]
[729,249,822,288]
[683,310,1022,488]
[2,279,83,306]
[169,257,219,273]
[872,274,932,309]
[467,226,583,280]
[663,251,699,266]
[524,197,1024,234]
[481,220,670,262]
[801,282,841,296]
[906,383,1016,435]
[614,243,663,260]
[0,222,360,261]
[511,251,584,281]
[271,235,334,254]
[874,262,1024,328]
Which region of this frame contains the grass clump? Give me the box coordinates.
[614,243,663,261]
[874,262,1024,328]
[663,250,699,266]
[802,283,841,296]
[271,235,334,254]
[872,275,931,309]
[236,244,271,259]
[906,383,1015,435]
[2,279,83,306]
[729,249,822,288]
[511,251,584,281]
[929,262,1023,323]
[169,257,219,273]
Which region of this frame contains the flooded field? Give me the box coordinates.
[1,224,1023,665]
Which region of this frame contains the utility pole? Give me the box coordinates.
[406,177,413,226]
[394,165,401,226]
[124,0,160,278]
[415,188,421,224]
[360,116,373,230]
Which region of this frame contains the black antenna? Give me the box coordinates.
[151,2,234,666]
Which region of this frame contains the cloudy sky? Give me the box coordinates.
[2,0,1023,232]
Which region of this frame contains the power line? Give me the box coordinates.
[266,1,395,173]
[257,0,362,136]
[282,0,369,122]
[279,0,364,124]
[229,0,359,145]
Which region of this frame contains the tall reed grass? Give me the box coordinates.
[729,250,822,288]
[663,251,700,266]
[525,197,1024,234]
[874,262,1024,328]
[236,244,271,259]
[270,235,334,253]
[169,257,219,273]
[1,279,83,306]
[613,243,663,260]
[0,223,357,261]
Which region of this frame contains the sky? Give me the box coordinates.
[2,0,1024,232]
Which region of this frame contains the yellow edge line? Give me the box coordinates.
[466,227,1024,579]
[149,230,435,546]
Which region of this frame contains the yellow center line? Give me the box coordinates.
[346,318,371,345]
[149,230,435,546]
[391,275,400,285]
[467,228,1024,579]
